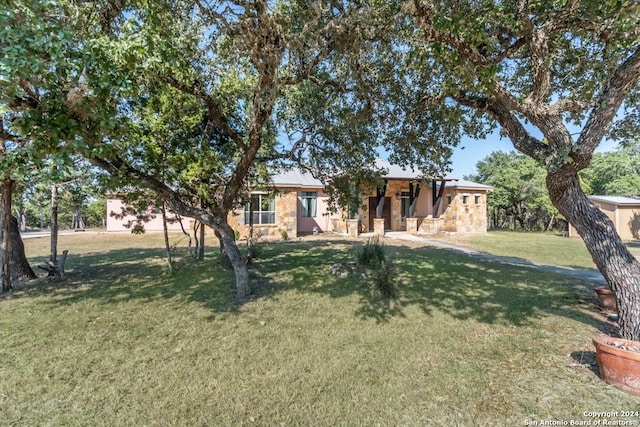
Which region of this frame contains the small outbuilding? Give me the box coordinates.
[568,195,640,241]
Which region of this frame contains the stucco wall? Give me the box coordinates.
[106,198,185,232]
[568,200,640,241]
[297,190,338,234]
[618,206,640,240]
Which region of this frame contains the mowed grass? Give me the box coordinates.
[446,230,640,269]
[1,231,638,426]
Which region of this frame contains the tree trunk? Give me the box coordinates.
[161,204,173,274]
[0,179,14,292]
[216,220,250,301]
[9,216,36,280]
[198,220,205,261]
[214,229,232,268]
[73,206,85,231]
[547,167,640,341]
[50,183,59,264]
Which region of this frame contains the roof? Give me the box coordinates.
[374,159,456,180]
[269,160,491,191]
[447,179,493,191]
[589,195,640,206]
[270,168,324,188]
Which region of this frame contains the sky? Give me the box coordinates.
[448,129,621,179]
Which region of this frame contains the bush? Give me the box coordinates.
[356,237,399,299]
[356,236,386,269]
[371,258,399,299]
[280,229,289,241]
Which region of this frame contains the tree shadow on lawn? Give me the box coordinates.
[18,238,613,334]
[17,246,237,313]
[256,239,614,332]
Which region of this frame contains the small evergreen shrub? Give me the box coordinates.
[280,229,289,241]
[371,258,399,299]
[356,236,386,269]
[356,237,399,299]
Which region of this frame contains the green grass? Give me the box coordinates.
[448,230,640,269]
[1,232,638,426]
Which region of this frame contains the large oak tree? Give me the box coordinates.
[369,0,640,339]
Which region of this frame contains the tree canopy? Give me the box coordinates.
[3,0,640,340]
[467,151,559,230]
[582,140,640,198]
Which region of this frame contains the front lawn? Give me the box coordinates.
[0,232,637,425]
[449,230,640,269]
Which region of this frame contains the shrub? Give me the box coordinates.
[356,236,386,269]
[356,237,399,299]
[280,229,289,241]
[371,258,399,299]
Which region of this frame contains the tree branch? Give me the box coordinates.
[159,75,247,151]
[454,92,549,161]
[88,154,224,230]
[577,47,640,157]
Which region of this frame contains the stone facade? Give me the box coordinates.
[228,190,299,239]
[414,189,489,234]
[361,182,489,236]
[107,173,490,238]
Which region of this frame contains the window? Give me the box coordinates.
[244,194,275,225]
[474,195,481,204]
[446,195,452,205]
[301,191,317,217]
[462,195,469,205]
[401,192,411,220]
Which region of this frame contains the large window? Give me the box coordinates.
[244,194,275,225]
[301,191,317,217]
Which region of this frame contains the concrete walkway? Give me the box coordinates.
[382,231,607,285]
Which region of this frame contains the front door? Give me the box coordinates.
[368,197,391,231]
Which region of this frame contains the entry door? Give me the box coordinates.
[368,197,391,231]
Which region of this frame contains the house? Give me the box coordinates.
[106,160,493,238]
[568,196,640,241]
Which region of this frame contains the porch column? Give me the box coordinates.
[375,180,387,218]
[408,180,421,218]
[373,218,385,236]
[432,179,447,218]
[346,219,360,237]
[406,217,418,235]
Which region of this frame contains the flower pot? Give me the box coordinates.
[595,286,617,311]
[592,335,640,396]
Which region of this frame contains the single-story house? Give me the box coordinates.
[106,160,493,238]
[568,195,640,241]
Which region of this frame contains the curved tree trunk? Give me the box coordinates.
[216,220,250,301]
[1,178,13,291]
[547,168,640,340]
[50,183,59,264]
[9,216,36,280]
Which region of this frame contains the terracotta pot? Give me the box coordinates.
[592,335,640,396]
[595,286,617,311]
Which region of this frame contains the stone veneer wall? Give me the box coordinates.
[227,190,299,239]
[441,190,488,233]
[417,189,488,234]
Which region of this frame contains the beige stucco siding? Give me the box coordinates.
[619,207,640,240]
[106,198,185,232]
[297,190,338,234]
[568,197,640,241]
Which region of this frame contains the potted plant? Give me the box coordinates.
[595,286,617,311]
[592,335,640,396]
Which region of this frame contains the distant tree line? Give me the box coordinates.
[468,140,640,232]
[13,161,107,232]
